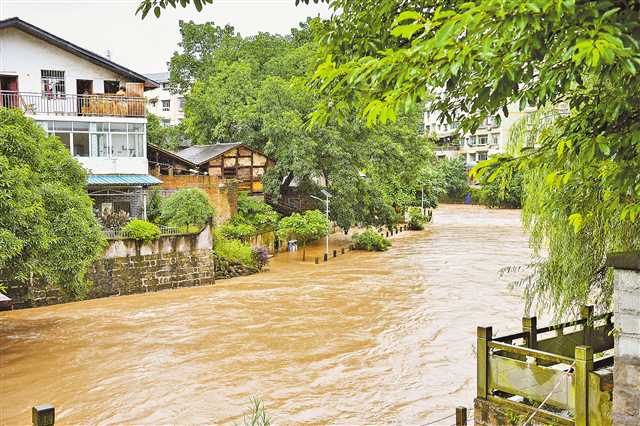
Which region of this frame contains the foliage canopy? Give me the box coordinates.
[0,108,106,296]
[160,188,214,230]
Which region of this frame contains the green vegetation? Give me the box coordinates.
[0,108,106,296]
[219,222,256,242]
[122,220,161,242]
[146,189,163,224]
[146,112,186,150]
[435,157,469,202]
[166,20,439,233]
[214,230,254,266]
[352,229,391,252]
[160,188,215,231]
[277,210,329,260]
[236,192,279,231]
[407,207,428,231]
[478,171,523,209]
[239,397,270,426]
[308,0,640,315]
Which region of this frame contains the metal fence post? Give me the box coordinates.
[581,305,594,347]
[477,326,492,399]
[32,405,55,426]
[315,257,319,264]
[455,406,467,425]
[575,345,593,426]
[522,316,538,350]
[333,250,337,258]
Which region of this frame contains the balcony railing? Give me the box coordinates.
[0,90,145,118]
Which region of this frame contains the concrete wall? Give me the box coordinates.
[607,253,640,426]
[6,225,215,308]
[153,174,237,224]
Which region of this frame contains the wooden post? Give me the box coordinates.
[522,316,538,350]
[575,345,593,426]
[323,253,328,262]
[315,257,319,264]
[581,305,593,347]
[455,406,467,426]
[477,326,492,399]
[333,250,337,258]
[386,231,389,237]
[32,405,55,426]
[341,247,345,255]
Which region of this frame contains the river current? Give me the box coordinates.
[0,204,532,425]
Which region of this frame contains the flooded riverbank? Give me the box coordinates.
[0,205,531,425]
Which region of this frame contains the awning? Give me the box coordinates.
[87,175,162,186]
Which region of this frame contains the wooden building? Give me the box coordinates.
[147,143,274,195]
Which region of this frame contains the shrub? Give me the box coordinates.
[160,188,215,230]
[122,219,161,242]
[277,210,329,260]
[407,207,427,230]
[147,189,163,224]
[237,192,279,230]
[479,171,523,208]
[352,229,391,251]
[435,157,470,200]
[214,230,254,266]
[252,246,269,269]
[219,221,257,241]
[101,210,130,230]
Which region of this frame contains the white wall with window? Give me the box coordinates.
[37,117,148,174]
[144,72,186,126]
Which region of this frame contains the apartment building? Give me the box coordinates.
[424,105,534,167]
[144,72,185,126]
[0,17,160,218]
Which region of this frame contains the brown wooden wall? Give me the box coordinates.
[206,146,272,194]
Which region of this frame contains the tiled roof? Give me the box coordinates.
[174,143,242,165]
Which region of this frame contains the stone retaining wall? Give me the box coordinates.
[214,254,259,280]
[6,225,215,308]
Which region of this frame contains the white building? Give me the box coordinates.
[144,72,185,126]
[424,105,535,167]
[0,17,161,218]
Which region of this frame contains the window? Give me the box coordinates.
[91,133,109,157]
[478,151,488,161]
[37,120,145,158]
[468,135,477,146]
[161,119,170,126]
[162,82,170,89]
[491,133,499,146]
[74,133,90,157]
[478,135,488,146]
[223,167,237,179]
[162,99,170,111]
[104,81,120,94]
[41,70,65,97]
[178,97,185,110]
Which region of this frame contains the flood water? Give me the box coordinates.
[0,205,532,425]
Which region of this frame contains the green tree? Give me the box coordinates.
[310,0,640,315]
[0,108,106,297]
[146,189,163,224]
[277,209,329,260]
[160,188,214,231]
[147,112,186,150]
[435,157,469,201]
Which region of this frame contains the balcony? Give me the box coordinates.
[0,90,145,118]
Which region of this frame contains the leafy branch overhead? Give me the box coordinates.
[136,0,327,18]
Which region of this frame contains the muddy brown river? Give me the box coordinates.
[0,205,532,425]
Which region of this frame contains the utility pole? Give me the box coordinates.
[311,189,332,261]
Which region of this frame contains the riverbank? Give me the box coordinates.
[0,204,530,425]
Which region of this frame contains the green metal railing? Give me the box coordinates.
[477,306,614,426]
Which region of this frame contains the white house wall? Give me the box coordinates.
[0,27,127,94]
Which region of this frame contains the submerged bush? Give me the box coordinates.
[219,221,257,241]
[407,207,427,231]
[122,219,161,242]
[252,246,269,269]
[352,229,391,251]
[214,230,254,266]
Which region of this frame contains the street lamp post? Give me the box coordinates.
[310,189,332,261]
[421,186,425,215]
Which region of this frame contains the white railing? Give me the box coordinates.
[0,91,145,118]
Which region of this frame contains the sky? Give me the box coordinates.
[0,0,332,73]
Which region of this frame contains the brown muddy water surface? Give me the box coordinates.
[0,205,532,425]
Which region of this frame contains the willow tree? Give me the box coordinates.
[306,1,640,316]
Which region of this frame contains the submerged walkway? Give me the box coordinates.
[0,205,531,425]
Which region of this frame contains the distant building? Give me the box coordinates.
[144,72,185,126]
[0,17,161,218]
[424,105,535,168]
